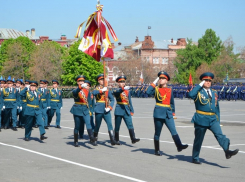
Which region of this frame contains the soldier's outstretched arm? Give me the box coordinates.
[188,81,205,99]
[170,89,175,115]
[146,83,156,96]
[72,87,80,98]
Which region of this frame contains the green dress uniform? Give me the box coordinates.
[3,79,19,130]
[113,76,140,144]
[146,71,188,156]
[70,76,96,147]
[38,81,50,128]
[92,74,117,145]
[188,72,239,164]
[20,82,47,141]
[0,87,4,131]
[48,80,62,128]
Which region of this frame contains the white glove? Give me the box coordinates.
[105,107,110,112]
[3,106,5,110]
[48,106,51,109]
[26,85,30,88]
[20,106,22,111]
[17,106,19,109]
[61,107,63,109]
[153,77,159,85]
[124,86,130,90]
[199,80,205,87]
[101,87,107,92]
[81,83,88,88]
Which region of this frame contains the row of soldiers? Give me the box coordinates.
[70,72,238,165]
[128,83,245,101]
[0,76,62,138]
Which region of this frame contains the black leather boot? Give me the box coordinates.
[129,129,140,144]
[115,131,121,145]
[154,140,162,156]
[108,130,116,146]
[172,134,188,152]
[225,144,239,159]
[74,133,79,147]
[87,129,97,146]
[93,132,98,145]
[40,134,48,140]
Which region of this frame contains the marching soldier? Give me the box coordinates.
[113,76,140,145]
[92,74,117,145]
[2,76,19,131]
[15,79,24,128]
[48,80,62,128]
[70,75,97,147]
[79,79,95,138]
[0,76,5,131]
[18,79,26,128]
[38,80,50,129]
[146,71,188,156]
[188,72,239,164]
[20,81,47,141]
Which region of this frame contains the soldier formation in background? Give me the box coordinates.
[0,71,240,164]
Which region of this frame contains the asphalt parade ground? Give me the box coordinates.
[0,98,244,182]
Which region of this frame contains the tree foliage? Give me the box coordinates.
[29,41,67,82]
[0,36,36,78]
[198,29,224,64]
[174,38,205,84]
[61,41,103,86]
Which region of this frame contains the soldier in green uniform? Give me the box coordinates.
[70,75,96,147]
[38,80,50,129]
[92,74,117,146]
[20,81,47,141]
[188,72,239,164]
[2,76,19,131]
[113,76,140,145]
[147,71,188,156]
[0,76,5,131]
[79,79,95,139]
[48,80,62,128]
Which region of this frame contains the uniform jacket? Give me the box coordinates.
[70,87,92,116]
[188,85,220,126]
[48,88,63,109]
[20,87,42,116]
[92,86,115,114]
[113,87,134,116]
[146,83,175,119]
[38,88,50,109]
[3,87,20,108]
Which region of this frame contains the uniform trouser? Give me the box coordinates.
[41,107,48,127]
[115,113,134,132]
[25,114,45,138]
[73,115,92,134]
[192,122,230,161]
[1,110,4,128]
[0,111,2,128]
[49,108,61,126]
[94,112,113,133]
[3,108,17,128]
[19,106,26,127]
[79,115,95,136]
[153,117,178,141]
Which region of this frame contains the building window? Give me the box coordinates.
[153,57,159,64]
[162,58,169,64]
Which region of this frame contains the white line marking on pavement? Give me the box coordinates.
[0,142,146,182]
[60,126,245,154]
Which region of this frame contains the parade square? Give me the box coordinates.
[0,98,244,182]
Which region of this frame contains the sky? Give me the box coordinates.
[1,0,245,51]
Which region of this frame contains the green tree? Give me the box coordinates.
[29,41,68,82]
[0,36,36,78]
[61,41,103,86]
[198,29,224,64]
[173,39,205,84]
